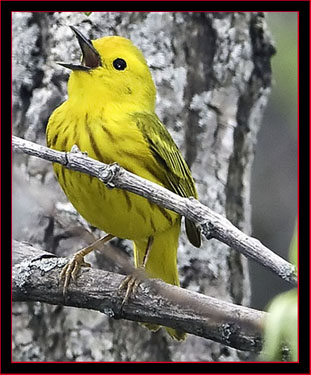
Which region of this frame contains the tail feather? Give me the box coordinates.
[166,327,187,341]
[140,324,186,341]
[133,221,186,340]
[185,218,201,248]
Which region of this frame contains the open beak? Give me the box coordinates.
[57,26,102,71]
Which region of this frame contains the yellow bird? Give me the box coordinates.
[46,26,201,340]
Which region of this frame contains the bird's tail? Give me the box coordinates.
[133,221,186,341]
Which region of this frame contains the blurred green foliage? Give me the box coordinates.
[289,221,297,267]
[261,224,298,361]
[262,289,297,361]
[266,13,298,136]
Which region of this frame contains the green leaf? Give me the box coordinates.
[84,12,92,17]
[289,221,297,267]
[261,290,298,361]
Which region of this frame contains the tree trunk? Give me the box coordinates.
[12,11,274,361]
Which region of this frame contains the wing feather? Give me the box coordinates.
[134,112,201,247]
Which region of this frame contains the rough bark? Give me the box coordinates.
[12,241,266,353]
[12,11,274,361]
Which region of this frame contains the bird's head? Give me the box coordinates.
[59,26,156,113]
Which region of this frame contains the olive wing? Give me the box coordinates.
[134,112,201,248]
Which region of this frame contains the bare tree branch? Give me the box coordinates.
[13,240,265,352]
[12,135,297,286]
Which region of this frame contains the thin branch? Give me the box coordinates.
[12,135,297,286]
[13,240,265,352]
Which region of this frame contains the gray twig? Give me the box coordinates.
[12,135,297,286]
[13,240,265,352]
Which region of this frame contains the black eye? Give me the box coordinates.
[113,58,127,70]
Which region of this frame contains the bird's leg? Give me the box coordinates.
[60,233,114,296]
[141,236,154,269]
[119,236,154,307]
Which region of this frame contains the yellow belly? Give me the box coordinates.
[54,163,178,240]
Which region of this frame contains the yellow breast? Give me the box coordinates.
[46,101,179,240]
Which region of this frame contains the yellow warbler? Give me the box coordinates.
[46,26,201,340]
